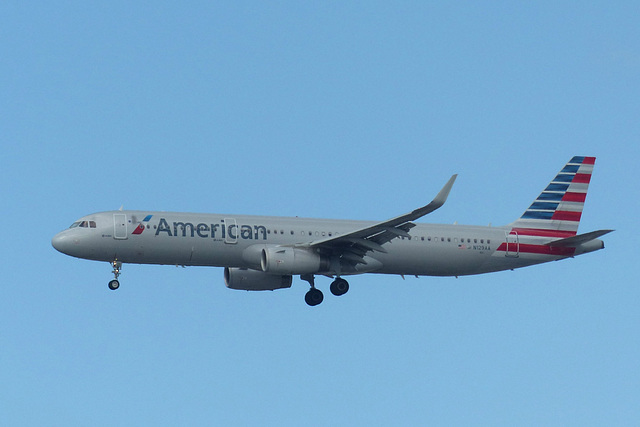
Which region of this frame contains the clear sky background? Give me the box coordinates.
[1,2,638,426]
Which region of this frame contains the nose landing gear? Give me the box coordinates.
[108,260,122,290]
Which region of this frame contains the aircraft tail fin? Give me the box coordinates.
[510,156,596,237]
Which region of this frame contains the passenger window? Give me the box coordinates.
[487,239,491,244]
[447,238,451,242]
[474,239,478,243]
[481,239,484,244]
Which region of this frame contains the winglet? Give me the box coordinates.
[308,173,458,249]
[364,173,458,228]
[408,174,457,220]
[431,174,457,210]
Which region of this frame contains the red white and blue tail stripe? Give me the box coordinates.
[510,156,595,238]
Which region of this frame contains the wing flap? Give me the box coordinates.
[344,238,388,253]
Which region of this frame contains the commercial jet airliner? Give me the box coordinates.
[52,156,611,306]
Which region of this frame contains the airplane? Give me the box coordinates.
[52,156,611,306]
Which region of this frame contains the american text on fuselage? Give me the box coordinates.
[155,218,267,240]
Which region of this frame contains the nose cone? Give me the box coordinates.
[52,232,74,255]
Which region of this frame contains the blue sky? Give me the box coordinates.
[2,2,638,425]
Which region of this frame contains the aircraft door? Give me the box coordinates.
[224,218,238,244]
[114,214,128,240]
[505,231,519,257]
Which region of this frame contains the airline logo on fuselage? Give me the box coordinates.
[132,215,153,235]
[152,217,267,241]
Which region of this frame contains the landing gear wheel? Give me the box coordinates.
[305,288,324,306]
[109,260,122,290]
[330,278,349,296]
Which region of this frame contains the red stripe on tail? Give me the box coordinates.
[572,173,591,183]
[562,192,586,202]
[552,211,582,221]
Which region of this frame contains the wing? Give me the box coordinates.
[297,174,457,268]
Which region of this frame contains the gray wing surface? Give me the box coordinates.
[298,174,457,266]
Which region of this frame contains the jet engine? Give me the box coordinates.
[224,267,292,291]
[261,247,329,275]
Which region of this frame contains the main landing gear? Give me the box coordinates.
[330,277,349,296]
[108,260,122,290]
[301,274,350,307]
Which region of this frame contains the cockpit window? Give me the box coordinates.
[69,221,97,229]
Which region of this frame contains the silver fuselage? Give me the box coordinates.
[51,210,603,277]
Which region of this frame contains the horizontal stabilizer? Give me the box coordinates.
[546,229,613,247]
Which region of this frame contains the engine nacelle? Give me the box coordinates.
[224,267,292,291]
[261,247,329,275]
